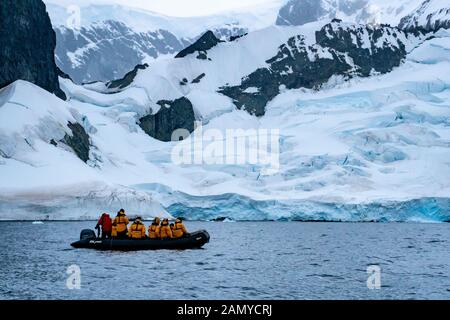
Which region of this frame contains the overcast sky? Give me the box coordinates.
[46,0,281,17]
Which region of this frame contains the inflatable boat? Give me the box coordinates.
[71,229,210,250]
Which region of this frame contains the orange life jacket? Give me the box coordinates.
[113,214,129,232]
[128,221,146,239]
[148,224,160,239]
[159,223,173,239]
[172,221,187,238]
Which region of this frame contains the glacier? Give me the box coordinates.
[1,22,449,222]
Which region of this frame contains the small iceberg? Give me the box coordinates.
[211,216,235,222]
[32,221,44,225]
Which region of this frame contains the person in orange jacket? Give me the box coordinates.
[148,217,161,239]
[128,217,146,239]
[112,208,129,238]
[159,218,173,239]
[172,218,189,238]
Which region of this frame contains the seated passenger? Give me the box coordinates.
[172,218,189,238]
[128,217,146,239]
[148,217,161,239]
[159,218,173,239]
[113,208,129,238]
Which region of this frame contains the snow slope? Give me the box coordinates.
[0,81,169,220]
[57,28,450,222]
[1,19,449,221]
[121,23,327,106]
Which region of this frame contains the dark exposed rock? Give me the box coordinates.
[63,122,90,162]
[191,73,206,84]
[315,23,407,75]
[0,0,66,100]
[107,63,149,90]
[229,33,248,42]
[220,22,411,116]
[196,52,209,60]
[398,1,450,32]
[57,66,72,81]
[139,97,195,142]
[175,31,224,59]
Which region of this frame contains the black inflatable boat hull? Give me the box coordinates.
[71,230,210,250]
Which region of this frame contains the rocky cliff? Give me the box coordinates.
[0,0,66,100]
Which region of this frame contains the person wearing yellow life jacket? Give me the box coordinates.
[172,218,189,238]
[159,218,173,239]
[148,217,161,239]
[128,217,146,239]
[112,208,129,238]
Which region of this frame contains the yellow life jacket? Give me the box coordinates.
[148,224,160,239]
[172,222,187,238]
[113,214,129,232]
[128,221,146,239]
[159,224,173,239]
[111,225,117,237]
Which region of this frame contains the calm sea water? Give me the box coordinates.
[0,221,449,300]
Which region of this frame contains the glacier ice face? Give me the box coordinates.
[129,33,450,221]
[0,182,170,221]
[0,81,167,220]
[1,20,450,221]
[165,193,449,222]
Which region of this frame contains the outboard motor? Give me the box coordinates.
[80,229,96,240]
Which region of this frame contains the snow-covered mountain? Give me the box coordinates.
[54,21,191,84]
[399,0,450,32]
[46,1,450,84]
[1,0,450,221]
[276,0,428,27]
[66,25,450,221]
[44,1,279,83]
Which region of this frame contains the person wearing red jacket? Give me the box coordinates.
[95,213,112,239]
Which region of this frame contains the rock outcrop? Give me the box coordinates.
[175,31,224,59]
[63,122,91,163]
[0,0,66,100]
[107,63,149,90]
[139,97,195,142]
[220,21,413,116]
